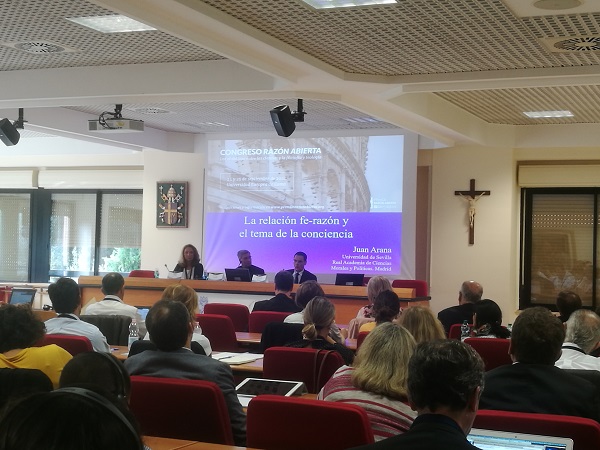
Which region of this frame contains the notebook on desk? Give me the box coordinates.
[467,428,573,450]
[8,288,36,306]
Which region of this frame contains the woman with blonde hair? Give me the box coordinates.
[143,284,212,355]
[286,297,354,365]
[399,305,445,344]
[347,276,393,338]
[319,323,417,441]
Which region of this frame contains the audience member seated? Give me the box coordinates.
[399,306,446,344]
[124,299,246,446]
[347,276,392,339]
[60,352,131,405]
[84,273,146,337]
[319,323,417,441]
[0,387,144,450]
[556,309,600,371]
[480,306,600,421]
[359,290,401,333]
[437,280,483,335]
[45,277,110,352]
[286,297,354,366]
[352,340,484,450]
[284,280,346,342]
[468,299,510,339]
[252,271,301,313]
[173,243,204,280]
[0,304,71,387]
[556,290,582,323]
[0,368,52,408]
[236,249,265,278]
[143,284,211,356]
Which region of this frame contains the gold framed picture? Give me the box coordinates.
[157,182,188,228]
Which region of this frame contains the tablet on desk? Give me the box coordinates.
[236,378,306,407]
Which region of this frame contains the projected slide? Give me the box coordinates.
[204,135,403,276]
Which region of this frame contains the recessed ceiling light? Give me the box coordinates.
[66,15,156,33]
[523,110,574,118]
[533,0,582,11]
[300,0,396,9]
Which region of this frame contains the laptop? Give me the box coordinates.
[8,288,37,306]
[334,273,364,286]
[136,307,150,321]
[236,377,306,407]
[467,428,573,450]
[225,268,252,282]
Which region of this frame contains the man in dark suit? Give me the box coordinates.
[236,249,265,278]
[124,299,246,446]
[352,340,484,450]
[286,251,318,284]
[252,271,301,313]
[437,280,483,335]
[480,306,600,421]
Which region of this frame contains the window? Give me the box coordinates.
[0,193,31,282]
[0,189,142,282]
[521,188,597,309]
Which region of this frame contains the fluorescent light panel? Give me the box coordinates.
[301,0,396,9]
[67,15,156,33]
[523,110,574,118]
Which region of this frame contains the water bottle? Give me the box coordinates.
[460,320,470,339]
[128,319,139,349]
[154,268,160,278]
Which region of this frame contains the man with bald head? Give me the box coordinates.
[437,281,483,335]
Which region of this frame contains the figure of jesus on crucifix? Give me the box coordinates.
[459,192,487,228]
[454,179,491,245]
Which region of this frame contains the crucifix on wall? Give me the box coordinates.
[454,179,491,245]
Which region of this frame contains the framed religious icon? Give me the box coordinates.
[157,182,188,228]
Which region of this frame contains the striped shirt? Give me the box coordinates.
[318,366,416,441]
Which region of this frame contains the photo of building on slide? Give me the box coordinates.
[203,135,403,276]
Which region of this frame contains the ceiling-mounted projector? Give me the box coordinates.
[88,118,144,132]
[88,104,144,133]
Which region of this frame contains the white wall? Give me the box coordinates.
[429,145,519,324]
[140,149,206,277]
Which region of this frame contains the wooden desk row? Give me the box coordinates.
[77,276,429,325]
[144,435,253,450]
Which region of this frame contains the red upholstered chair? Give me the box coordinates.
[391,279,428,297]
[128,270,155,278]
[248,311,291,333]
[356,331,370,350]
[129,376,233,444]
[195,314,239,352]
[464,337,512,371]
[362,277,371,286]
[35,334,93,356]
[204,303,249,332]
[247,394,374,450]
[263,346,345,393]
[474,410,600,449]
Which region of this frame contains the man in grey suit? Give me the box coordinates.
[124,299,246,446]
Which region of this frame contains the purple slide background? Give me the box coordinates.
[204,212,401,274]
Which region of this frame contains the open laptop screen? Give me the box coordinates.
[467,428,573,450]
[8,288,37,306]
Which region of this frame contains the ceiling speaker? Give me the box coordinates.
[270,105,296,137]
[0,118,20,146]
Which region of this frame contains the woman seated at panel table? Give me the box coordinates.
[468,298,511,340]
[173,244,204,280]
[358,290,401,333]
[399,305,446,344]
[0,304,72,388]
[143,284,212,356]
[347,276,393,339]
[318,323,417,441]
[286,297,355,366]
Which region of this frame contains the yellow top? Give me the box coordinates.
[358,321,377,333]
[0,345,72,388]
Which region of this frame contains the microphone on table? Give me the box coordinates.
[165,264,171,273]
